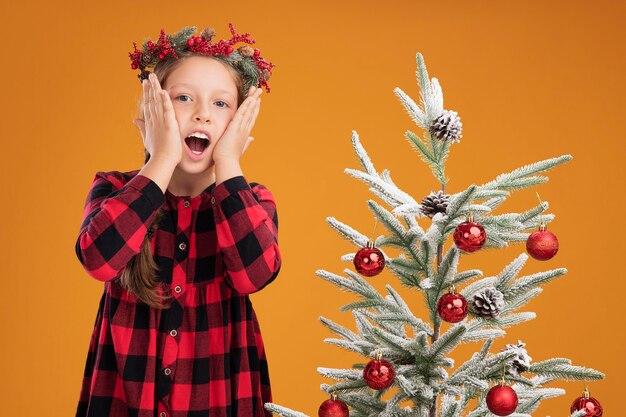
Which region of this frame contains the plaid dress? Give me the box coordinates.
[75,169,281,417]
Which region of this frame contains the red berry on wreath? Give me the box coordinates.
[437,287,468,323]
[526,224,559,261]
[363,351,396,390]
[486,384,518,416]
[570,388,603,416]
[353,241,385,277]
[453,214,486,253]
[318,393,349,417]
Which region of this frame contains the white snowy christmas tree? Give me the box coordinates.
[265,53,604,417]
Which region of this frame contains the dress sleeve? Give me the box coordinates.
[211,175,282,295]
[75,171,166,282]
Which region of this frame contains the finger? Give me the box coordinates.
[146,78,156,122]
[161,90,176,125]
[226,88,261,135]
[245,97,261,133]
[150,74,161,120]
[134,119,146,141]
[134,118,148,150]
[242,136,254,155]
[237,90,261,128]
[142,79,150,120]
[152,73,163,116]
[239,88,261,117]
[242,93,261,134]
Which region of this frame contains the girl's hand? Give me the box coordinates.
[132,73,182,166]
[212,86,263,164]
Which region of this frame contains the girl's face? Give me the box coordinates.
[162,56,239,175]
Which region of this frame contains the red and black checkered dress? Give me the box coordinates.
[74,169,281,417]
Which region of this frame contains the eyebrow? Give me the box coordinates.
[167,83,235,99]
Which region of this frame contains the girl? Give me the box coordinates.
[75,24,281,417]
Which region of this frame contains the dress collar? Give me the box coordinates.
[164,181,217,202]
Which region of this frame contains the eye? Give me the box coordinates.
[176,95,190,102]
[215,100,229,108]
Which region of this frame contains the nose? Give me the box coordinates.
[193,103,212,123]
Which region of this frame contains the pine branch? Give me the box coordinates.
[443,185,478,220]
[325,379,370,393]
[386,258,423,289]
[350,129,378,175]
[415,53,440,121]
[481,155,572,191]
[425,324,467,364]
[440,393,462,417]
[319,316,360,342]
[517,201,549,223]
[317,368,362,381]
[394,86,428,129]
[326,216,368,247]
[452,269,483,286]
[528,358,571,370]
[500,287,543,315]
[395,375,435,404]
[324,338,368,355]
[427,246,461,325]
[460,276,497,300]
[264,403,310,417]
[505,268,568,297]
[385,285,434,334]
[362,309,407,337]
[466,312,537,331]
[528,364,605,381]
[368,200,410,242]
[495,253,528,289]
[462,328,506,342]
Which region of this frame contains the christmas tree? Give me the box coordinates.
[265,53,604,417]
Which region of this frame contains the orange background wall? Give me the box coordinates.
[0,0,623,415]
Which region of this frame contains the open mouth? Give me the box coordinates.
[185,135,210,155]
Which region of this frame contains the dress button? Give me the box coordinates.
[170,329,178,337]
[160,412,167,417]
[174,285,182,294]
[179,242,187,250]
[183,200,190,208]
[164,368,171,376]
[211,196,216,204]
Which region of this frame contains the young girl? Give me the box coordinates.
[75,24,281,417]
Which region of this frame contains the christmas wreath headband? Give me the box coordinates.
[128,23,275,93]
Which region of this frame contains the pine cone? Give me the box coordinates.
[201,28,216,42]
[141,53,153,66]
[429,110,463,143]
[501,340,532,375]
[472,287,504,318]
[238,45,254,57]
[420,190,450,218]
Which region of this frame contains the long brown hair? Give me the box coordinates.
[120,52,246,308]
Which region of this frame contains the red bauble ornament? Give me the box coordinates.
[318,394,349,417]
[453,215,486,253]
[363,353,396,390]
[570,388,603,416]
[437,289,468,323]
[353,241,385,277]
[486,384,518,416]
[526,224,559,261]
